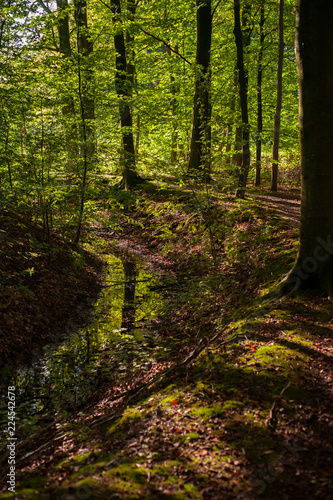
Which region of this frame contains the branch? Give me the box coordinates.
[35,0,51,13]
[212,0,222,20]
[139,27,192,65]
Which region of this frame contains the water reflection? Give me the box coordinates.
[121,260,137,333]
[0,253,163,444]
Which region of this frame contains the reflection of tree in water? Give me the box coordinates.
[121,260,137,332]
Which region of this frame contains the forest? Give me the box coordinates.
[0,0,332,498]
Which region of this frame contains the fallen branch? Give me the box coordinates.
[265,381,291,430]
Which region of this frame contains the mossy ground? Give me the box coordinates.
[1,179,333,499]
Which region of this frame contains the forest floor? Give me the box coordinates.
[0,179,333,499]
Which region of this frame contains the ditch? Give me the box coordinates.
[0,252,165,447]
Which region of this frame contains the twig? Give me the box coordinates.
[266,381,291,429]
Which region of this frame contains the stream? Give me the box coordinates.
[0,253,164,445]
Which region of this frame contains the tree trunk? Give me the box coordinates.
[255,3,265,187]
[234,0,251,199]
[282,0,333,295]
[271,0,284,192]
[230,70,241,171]
[170,73,178,165]
[187,0,212,179]
[167,45,179,164]
[75,0,95,165]
[232,124,242,172]
[111,0,141,190]
[73,0,95,243]
[56,0,78,170]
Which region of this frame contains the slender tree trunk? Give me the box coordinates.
[282,0,333,295]
[187,0,212,179]
[170,74,178,165]
[1,103,13,190]
[225,123,232,165]
[271,0,284,192]
[75,0,95,164]
[125,0,136,88]
[255,3,265,187]
[232,124,243,171]
[111,0,141,189]
[167,45,179,164]
[234,0,251,199]
[56,0,78,170]
[125,0,140,161]
[230,70,241,171]
[135,114,140,155]
[0,2,6,50]
[74,0,94,243]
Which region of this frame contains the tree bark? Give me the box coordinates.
[56,0,78,170]
[73,0,95,243]
[166,45,179,164]
[271,0,284,192]
[187,0,212,179]
[282,0,333,295]
[74,0,95,164]
[234,0,251,199]
[255,3,265,187]
[232,124,242,171]
[111,0,141,190]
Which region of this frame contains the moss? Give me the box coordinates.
[72,476,100,490]
[151,459,182,476]
[103,462,148,497]
[250,344,307,377]
[191,402,225,421]
[160,389,184,407]
[109,463,147,484]
[223,400,244,411]
[284,332,314,347]
[183,483,199,495]
[71,450,92,464]
[72,464,99,478]
[107,408,143,435]
[4,489,50,499]
[184,432,200,442]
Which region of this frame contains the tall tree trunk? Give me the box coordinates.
[234,0,251,199]
[225,123,233,165]
[271,0,284,192]
[167,45,179,164]
[75,0,95,164]
[255,3,265,187]
[111,0,141,190]
[125,0,140,160]
[230,70,241,171]
[187,0,212,179]
[282,0,333,295]
[232,124,243,171]
[56,0,78,170]
[125,0,136,88]
[74,0,95,243]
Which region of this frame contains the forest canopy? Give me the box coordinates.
[0,0,299,240]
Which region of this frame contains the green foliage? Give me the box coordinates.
[0,0,299,243]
